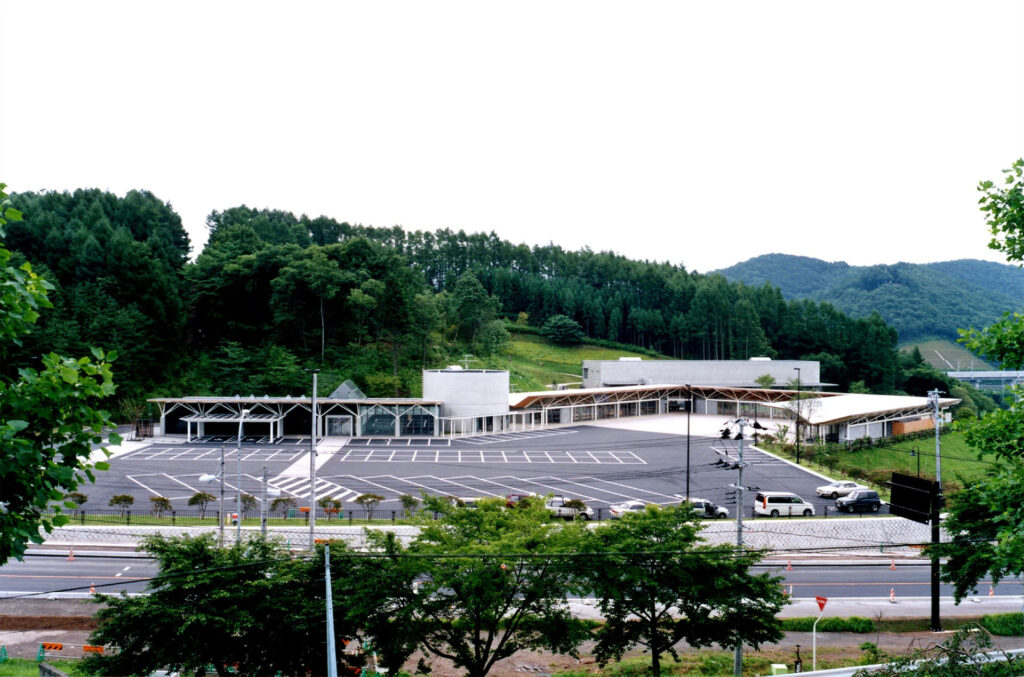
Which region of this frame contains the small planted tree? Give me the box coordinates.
[188,492,216,519]
[355,493,384,518]
[65,492,88,514]
[149,496,172,518]
[271,496,297,519]
[109,495,134,517]
[318,495,342,520]
[399,494,419,518]
[563,499,588,521]
[239,493,258,517]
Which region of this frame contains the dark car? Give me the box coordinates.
[836,489,883,513]
[505,493,534,508]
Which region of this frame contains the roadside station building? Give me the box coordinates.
[149,358,959,444]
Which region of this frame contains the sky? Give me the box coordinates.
[1,1,1022,273]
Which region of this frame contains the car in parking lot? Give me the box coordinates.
[815,480,865,499]
[754,491,815,517]
[835,489,883,513]
[505,492,535,508]
[686,497,729,519]
[545,496,594,520]
[609,500,648,519]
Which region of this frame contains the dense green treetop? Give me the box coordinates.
[936,160,1024,602]
[0,183,120,564]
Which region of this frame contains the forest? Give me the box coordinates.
[1,188,993,420]
[714,253,1024,342]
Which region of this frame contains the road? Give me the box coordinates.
[3,553,1022,615]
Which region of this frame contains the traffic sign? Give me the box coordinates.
[816,596,827,611]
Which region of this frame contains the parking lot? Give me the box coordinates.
[83,415,855,518]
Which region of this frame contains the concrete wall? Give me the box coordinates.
[422,368,510,417]
[582,358,820,389]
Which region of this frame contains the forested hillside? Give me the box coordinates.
[0,190,995,419]
[714,254,1024,342]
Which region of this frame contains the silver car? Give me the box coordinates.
[609,500,648,519]
[815,480,865,499]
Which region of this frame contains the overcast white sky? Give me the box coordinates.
[2,1,1022,272]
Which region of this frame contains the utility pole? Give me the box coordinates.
[308,369,319,550]
[732,419,747,676]
[928,388,944,632]
[236,409,248,545]
[686,385,692,501]
[324,545,339,677]
[218,446,225,548]
[260,465,269,537]
[794,367,802,465]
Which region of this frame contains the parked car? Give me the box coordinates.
[686,497,729,519]
[754,491,815,517]
[545,497,594,520]
[505,492,535,508]
[836,489,883,513]
[609,500,648,519]
[815,480,865,499]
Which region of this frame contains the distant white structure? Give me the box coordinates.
[582,357,822,389]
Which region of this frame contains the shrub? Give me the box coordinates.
[781,616,874,633]
[980,613,1024,636]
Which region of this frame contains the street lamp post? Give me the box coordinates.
[686,385,692,501]
[794,367,802,465]
[236,408,248,544]
[307,369,319,550]
[199,447,227,547]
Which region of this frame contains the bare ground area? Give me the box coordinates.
[1,601,1022,675]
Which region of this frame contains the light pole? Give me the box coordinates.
[794,367,802,465]
[732,418,748,677]
[260,465,281,537]
[199,446,226,547]
[307,369,319,550]
[236,408,249,544]
[685,385,692,501]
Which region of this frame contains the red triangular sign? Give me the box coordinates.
[816,595,827,611]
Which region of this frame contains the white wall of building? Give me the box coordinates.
[582,358,820,389]
[423,368,510,418]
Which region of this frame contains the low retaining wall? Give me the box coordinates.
[46,516,939,556]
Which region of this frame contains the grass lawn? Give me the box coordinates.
[765,430,997,498]
[480,333,652,392]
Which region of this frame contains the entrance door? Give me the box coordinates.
[326,415,353,436]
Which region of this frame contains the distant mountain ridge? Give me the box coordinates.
[713,254,1024,342]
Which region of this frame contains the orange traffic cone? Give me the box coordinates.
[67,548,75,561]
[781,583,788,596]
[890,559,896,570]
[89,582,95,594]
[989,585,995,597]
[786,560,793,571]
[889,587,896,603]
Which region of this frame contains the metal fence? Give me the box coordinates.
[47,503,891,526]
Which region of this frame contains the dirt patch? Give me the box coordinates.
[0,614,96,631]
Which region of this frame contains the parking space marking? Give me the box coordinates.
[328,449,646,464]
[459,429,580,445]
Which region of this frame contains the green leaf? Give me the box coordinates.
[7,420,29,431]
[94,461,111,471]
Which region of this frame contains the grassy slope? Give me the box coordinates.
[480,334,652,393]
[901,338,993,371]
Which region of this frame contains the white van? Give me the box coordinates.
[754,491,815,517]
